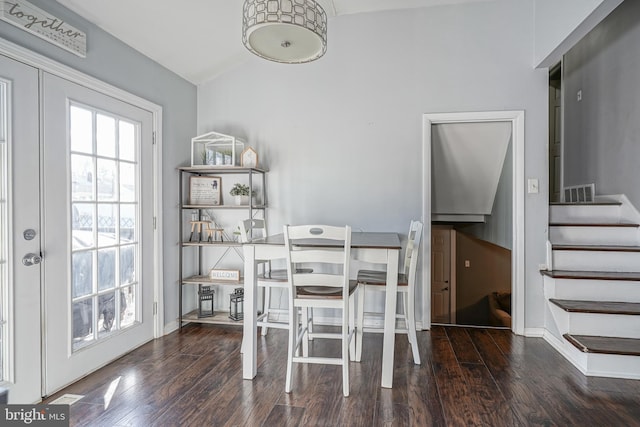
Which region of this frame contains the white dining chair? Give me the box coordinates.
[238,219,311,336]
[283,224,358,397]
[355,220,423,364]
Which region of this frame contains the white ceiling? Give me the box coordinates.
[55,0,491,85]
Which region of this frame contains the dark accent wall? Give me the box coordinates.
[455,231,511,326]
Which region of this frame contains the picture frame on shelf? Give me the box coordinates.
[189,176,221,205]
[241,147,258,168]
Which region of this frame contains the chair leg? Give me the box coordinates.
[349,293,356,361]
[355,285,365,362]
[342,309,350,397]
[285,300,297,393]
[301,307,309,357]
[261,286,271,336]
[404,291,421,365]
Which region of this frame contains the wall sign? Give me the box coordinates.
[0,0,86,57]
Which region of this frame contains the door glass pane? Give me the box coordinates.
[97,158,117,201]
[97,203,117,247]
[72,298,94,350]
[97,248,116,291]
[0,81,7,381]
[120,162,135,203]
[119,121,135,162]
[70,106,93,154]
[96,114,116,158]
[71,154,95,201]
[70,103,140,352]
[73,203,95,248]
[72,251,93,299]
[120,286,135,329]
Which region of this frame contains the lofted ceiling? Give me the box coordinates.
[55,0,492,85]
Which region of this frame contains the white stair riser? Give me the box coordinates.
[553,250,640,272]
[550,308,640,338]
[550,205,621,223]
[551,278,640,302]
[585,353,640,379]
[549,226,639,246]
[561,341,640,379]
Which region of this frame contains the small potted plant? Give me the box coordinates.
[229,183,251,205]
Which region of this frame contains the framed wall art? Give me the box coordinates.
[189,176,221,205]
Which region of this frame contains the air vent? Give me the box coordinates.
[563,183,595,203]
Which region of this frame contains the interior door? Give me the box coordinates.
[431,227,451,324]
[0,55,41,403]
[42,72,155,395]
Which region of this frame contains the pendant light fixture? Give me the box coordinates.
[242,0,328,64]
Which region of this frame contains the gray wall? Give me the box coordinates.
[463,139,513,250]
[533,0,623,67]
[564,0,640,209]
[0,0,197,328]
[198,0,550,329]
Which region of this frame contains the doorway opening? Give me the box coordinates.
[422,111,525,335]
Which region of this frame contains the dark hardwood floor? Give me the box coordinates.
[44,324,640,426]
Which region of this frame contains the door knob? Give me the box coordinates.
[22,253,42,266]
[442,287,449,291]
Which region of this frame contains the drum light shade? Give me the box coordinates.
[242,0,327,64]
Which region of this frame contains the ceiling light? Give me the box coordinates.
[242,0,328,64]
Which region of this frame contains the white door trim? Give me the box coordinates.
[422,110,525,335]
[0,38,164,338]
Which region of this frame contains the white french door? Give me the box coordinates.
[41,72,155,395]
[0,54,42,403]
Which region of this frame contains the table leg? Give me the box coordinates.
[381,248,399,388]
[242,244,257,379]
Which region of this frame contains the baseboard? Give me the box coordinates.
[542,329,587,375]
[163,320,180,335]
[523,327,545,337]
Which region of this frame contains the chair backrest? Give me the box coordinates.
[238,218,267,243]
[403,220,423,283]
[283,225,351,295]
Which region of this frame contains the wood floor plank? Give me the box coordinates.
[466,328,555,426]
[459,362,520,427]
[261,404,306,427]
[375,390,410,427]
[430,335,485,426]
[445,326,483,364]
[42,324,640,426]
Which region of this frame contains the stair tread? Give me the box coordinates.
[541,270,640,281]
[551,244,640,252]
[549,222,639,227]
[550,299,640,315]
[550,202,622,206]
[564,334,640,356]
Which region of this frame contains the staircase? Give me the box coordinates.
[542,195,640,379]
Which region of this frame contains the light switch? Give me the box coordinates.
[464,260,470,268]
[527,178,539,194]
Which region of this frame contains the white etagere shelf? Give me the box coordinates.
[178,165,266,328]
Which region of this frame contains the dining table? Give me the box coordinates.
[242,231,402,388]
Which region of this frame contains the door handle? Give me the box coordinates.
[22,253,42,266]
[442,287,449,291]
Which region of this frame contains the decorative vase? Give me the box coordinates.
[235,195,249,205]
